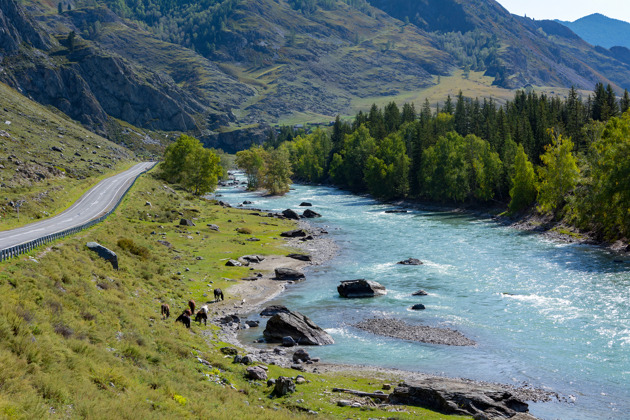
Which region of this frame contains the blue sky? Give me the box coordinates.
[495,0,630,23]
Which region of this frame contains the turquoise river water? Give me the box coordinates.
[216,179,630,420]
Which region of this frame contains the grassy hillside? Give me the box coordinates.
[0,170,467,419]
[0,82,136,231]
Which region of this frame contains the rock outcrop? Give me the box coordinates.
[263,310,334,345]
[338,279,387,298]
[389,379,531,419]
[260,305,290,316]
[280,229,307,238]
[274,268,305,281]
[86,242,118,269]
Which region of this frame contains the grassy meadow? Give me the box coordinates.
[0,169,467,419]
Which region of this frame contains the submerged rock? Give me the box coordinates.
[398,258,423,265]
[338,279,387,298]
[299,202,312,207]
[412,289,428,296]
[411,304,426,310]
[263,310,334,345]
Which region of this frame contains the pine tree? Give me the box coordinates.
[621,90,630,115]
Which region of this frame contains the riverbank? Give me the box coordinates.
[207,217,558,418]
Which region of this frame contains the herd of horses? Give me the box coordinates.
[161,288,224,329]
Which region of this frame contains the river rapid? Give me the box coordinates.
[216,179,630,420]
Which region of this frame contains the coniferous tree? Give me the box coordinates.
[621,90,630,115]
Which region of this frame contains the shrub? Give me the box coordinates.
[117,238,150,259]
[236,227,252,234]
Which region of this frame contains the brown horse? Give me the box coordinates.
[188,299,196,314]
[161,303,170,320]
[195,310,207,326]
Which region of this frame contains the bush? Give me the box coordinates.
[236,227,252,234]
[117,238,150,259]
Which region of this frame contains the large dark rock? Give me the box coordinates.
[302,209,322,218]
[389,379,530,419]
[260,305,291,316]
[86,242,118,270]
[398,258,423,265]
[338,279,386,298]
[280,229,307,238]
[179,218,195,226]
[282,209,300,220]
[263,310,334,345]
[411,304,426,310]
[287,253,312,262]
[292,349,311,363]
[274,268,305,281]
[246,366,267,381]
[273,376,296,396]
[299,202,313,207]
[239,255,265,264]
[412,289,428,296]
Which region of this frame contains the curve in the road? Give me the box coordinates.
[0,162,155,253]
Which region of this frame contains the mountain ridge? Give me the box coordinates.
[556,13,630,50]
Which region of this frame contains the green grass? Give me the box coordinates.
[0,82,137,231]
[0,171,467,419]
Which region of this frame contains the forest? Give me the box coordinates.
[237,84,630,242]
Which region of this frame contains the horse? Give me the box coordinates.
[188,299,196,314]
[184,308,192,317]
[175,311,191,328]
[199,305,209,314]
[195,310,207,326]
[160,303,170,320]
[214,288,224,302]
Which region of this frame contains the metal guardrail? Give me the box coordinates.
[0,165,152,262]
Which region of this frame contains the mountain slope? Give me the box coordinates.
[557,14,630,49]
[367,0,630,91]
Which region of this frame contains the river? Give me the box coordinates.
[215,179,630,420]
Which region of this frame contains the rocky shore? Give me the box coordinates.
[201,214,558,419]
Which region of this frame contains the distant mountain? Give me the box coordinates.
[3,0,630,152]
[557,13,630,49]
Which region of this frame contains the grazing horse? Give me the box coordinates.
[195,310,207,326]
[184,308,192,317]
[188,299,196,314]
[175,311,191,328]
[199,305,209,315]
[214,288,224,302]
[161,303,170,320]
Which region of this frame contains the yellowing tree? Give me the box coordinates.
[509,144,537,213]
[537,133,579,214]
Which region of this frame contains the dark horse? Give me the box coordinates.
[195,310,207,326]
[214,288,224,301]
[161,303,170,319]
[175,311,191,328]
[188,299,196,314]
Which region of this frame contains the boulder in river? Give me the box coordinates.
[398,258,423,265]
[260,305,291,316]
[338,279,387,298]
[282,209,300,220]
[280,229,307,238]
[299,202,312,207]
[385,209,408,213]
[302,209,322,218]
[86,242,118,270]
[388,379,530,418]
[411,304,426,310]
[263,310,334,345]
[274,268,305,281]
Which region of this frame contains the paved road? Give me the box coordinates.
[0,162,155,251]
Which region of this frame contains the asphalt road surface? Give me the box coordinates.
[0,162,155,251]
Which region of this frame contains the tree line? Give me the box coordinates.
[236,84,630,241]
